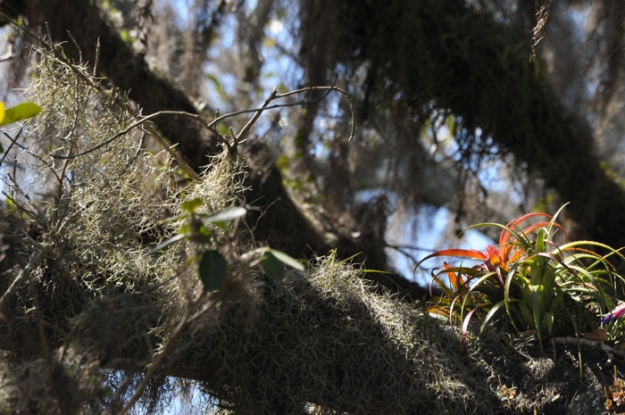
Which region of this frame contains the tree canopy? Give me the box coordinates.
[1,0,625,414]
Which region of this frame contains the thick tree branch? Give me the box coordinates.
[424,3,625,249]
[0,263,589,415]
[320,0,625,251]
[0,0,430,299]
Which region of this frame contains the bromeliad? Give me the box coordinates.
[601,303,625,325]
[416,212,562,286]
[417,205,625,346]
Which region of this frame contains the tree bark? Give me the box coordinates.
[0,262,592,415]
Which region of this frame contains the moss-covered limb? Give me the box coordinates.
[0,0,432,300]
[0,259,494,414]
[14,0,215,171]
[164,267,499,414]
[0,254,613,415]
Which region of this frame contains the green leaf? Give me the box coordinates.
[0,102,42,126]
[178,222,192,235]
[217,123,229,135]
[202,206,247,223]
[263,37,276,48]
[479,300,507,334]
[262,251,285,281]
[120,28,131,43]
[359,269,393,274]
[5,196,15,216]
[535,228,546,252]
[543,312,554,335]
[146,233,187,255]
[206,74,230,101]
[181,198,203,213]
[160,213,190,224]
[446,115,456,136]
[266,248,304,271]
[276,154,290,171]
[294,128,306,148]
[196,224,211,239]
[199,250,228,291]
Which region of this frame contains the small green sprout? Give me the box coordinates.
[147,199,304,291]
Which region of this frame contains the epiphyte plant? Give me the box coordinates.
[148,197,303,292]
[416,204,625,346]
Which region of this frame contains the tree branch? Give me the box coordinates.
[0,0,431,299]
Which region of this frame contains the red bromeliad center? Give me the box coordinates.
[484,245,503,271]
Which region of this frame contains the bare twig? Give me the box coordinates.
[0,249,45,322]
[65,30,82,64]
[550,336,625,365]
[275,84,356,141]
[49,110,228,162]
[386,243,437,278]
[0,128,61,186]
[386,243,436,253]
[51,83,356,162]
[234,87,278,145]
[1,136,64,185]
[0,128,24,166]
[145,124,202,181]
[3,181,49,228]
[116,310,191,415]
[93,36,100,76]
